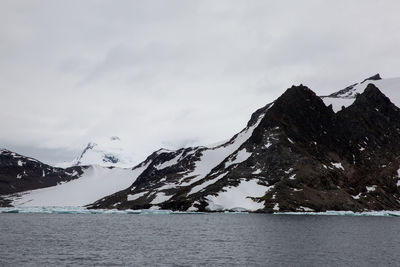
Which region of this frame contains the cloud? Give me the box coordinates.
[1,0,400,164]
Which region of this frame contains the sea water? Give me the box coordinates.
[0,210,399,266]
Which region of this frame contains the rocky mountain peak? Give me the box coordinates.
[351,83,398,113]
[271,84,328,113]
[260,84,334,143]
[277,84,315,100]
[361,73,382,83]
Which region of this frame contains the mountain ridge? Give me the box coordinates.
[2,75,400,212]
[89,81,400,212]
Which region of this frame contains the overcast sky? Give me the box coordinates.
[1,0,400,165]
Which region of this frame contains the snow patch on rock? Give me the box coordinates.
[154,152,183,170]
[331,162,344,170]
[224,148,252,168]
[366,185,377,192]
[150,192,171,204]
[188,172,228,196]
[205,179,271,211]
[127,192,147,201]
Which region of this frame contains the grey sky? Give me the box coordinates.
[1,0,400,164]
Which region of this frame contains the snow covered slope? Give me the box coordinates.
[322,74,400,112]
[89,104,274,212]
[9,164,147,207]
[56,136,136,168]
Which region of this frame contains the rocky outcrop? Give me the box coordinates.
[0,149,84,195]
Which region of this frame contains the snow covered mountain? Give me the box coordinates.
[56,136,136,168]
[0,143,140,207]
[89,75,400,212]
[3,74,400,212]
[0,149,84,194]
[0,149,86,206]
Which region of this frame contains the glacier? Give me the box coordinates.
[8,165,146,207]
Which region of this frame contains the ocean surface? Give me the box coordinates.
[1,212,399,266]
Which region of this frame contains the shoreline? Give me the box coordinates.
[1,206,400,217]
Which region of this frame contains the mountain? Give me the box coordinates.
[88,77,400,212]
[56,136,136,168]
[0,139,141,207]
[3,75,400,212]
[0,149,85,206]
[0,148,144,207]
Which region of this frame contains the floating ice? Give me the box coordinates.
[275,210,400,217]
[0,207,205,215]
[1,207,399,216]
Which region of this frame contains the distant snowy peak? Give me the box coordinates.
[57,137,136,168]
[322,74,400,112]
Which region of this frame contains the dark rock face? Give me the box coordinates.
[89,83,400,212]
[0,149,84,196]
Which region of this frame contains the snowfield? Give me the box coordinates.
[10,165,147,207]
